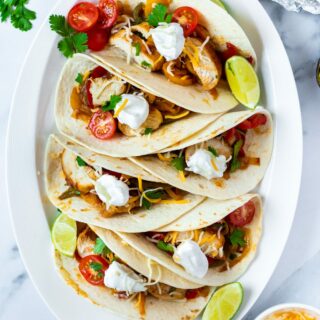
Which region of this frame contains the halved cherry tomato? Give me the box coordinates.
[220,42,254,65]
[98,0,119,28]
[67,2,99,32]
[227,200,255,227]
[89,110,117,140]
[91,66,109,79]
[172,6,199,36]
[87,27,110,51]
[224,128,243,146]
[237,114,267,131]
[186,289,199,300]
[79,255,109,285]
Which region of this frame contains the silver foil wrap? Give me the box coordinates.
[271,0,320,13]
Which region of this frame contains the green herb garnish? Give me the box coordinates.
[58,187,81,200]
[75,73,83,84]
[49,15,88,58]
[141,189,163,210]
[147,4,172,27]
[0,0,36,31]
[94,238,111,256]
[89,261,103,272]
[208,146,218,157]
[76,156,87,167]
[133,42,141,56]
[171,156,186,171]
[141,60,151,68]
[144,128,153,135]
[157,240,174,253]
[229,229,246,247]
[230,139,243,172]
[101,95,122,112]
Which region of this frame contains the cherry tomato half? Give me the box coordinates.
[186,289,199,300]
[224,128,243,146]
[98,0,119,28]
[87,27,110,51]
[172,6,199,36]
[91,66,109,79]
[89,110,117,140]
[227,200,255,227]
[79,255,109,285]
[67,2,99,32]
[237,114,267,131]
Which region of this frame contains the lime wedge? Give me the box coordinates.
[202,282,244,320]
[211,0,227,10]
[225,56,260,109]
[51,213,77,257]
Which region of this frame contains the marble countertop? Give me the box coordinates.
[0,0,319,319]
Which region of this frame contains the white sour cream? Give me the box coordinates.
[186,149,227,180]
[150,23,185,61]
[115,94,149,129]
[173,240,208,278]
[104,261,147,293]
[95,174,129,207]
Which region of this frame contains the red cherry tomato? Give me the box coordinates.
[67,2,99,32]
[86,80,94,108]
[89,110,117,140]
[237,114,267,131]
[87,27,110,51]
[220,42,255,65]
[227,200,255,227]
[79,255,109,285]
[186,289,199,300]
[224,128,243,146]
[98,0,119,28]
[91,66,109,79]
[172,6,199,36]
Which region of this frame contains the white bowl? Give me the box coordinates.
[255,303,320,320]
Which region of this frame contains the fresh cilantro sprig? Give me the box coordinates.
[94,238,112,256]
[144,128,153,135]
[141,60,151,69]
[0,0,36,31]
[49,15,88,58]
[157,240,174,253]
[147,4,172,27]
[142,189,164,210]
[208,146,218,157]
[75,73,83,84]
[102,95,122,112]
[230,139,243,172]
[133,42,141,56]
[171,155,186,172]
[76,156,87,167]
[229,229,246,247]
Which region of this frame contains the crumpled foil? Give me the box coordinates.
[272,0,320,13]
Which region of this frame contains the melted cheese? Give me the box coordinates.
[137,176,144,192]
[164,110,190,120]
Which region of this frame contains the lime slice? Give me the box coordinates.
[225,56,260,109]
[202,282,244,320]
[51,213,77,257]
[211,0,227,10]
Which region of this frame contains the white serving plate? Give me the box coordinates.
[5,0,302,319]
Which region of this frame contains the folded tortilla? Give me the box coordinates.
[90,0,256,114]
[55,54,222,157]
[45,134,204,232]
[130,108,273,200]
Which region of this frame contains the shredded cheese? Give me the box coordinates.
[82,70,91,82]
[157,153,173,162]
[178,170,186,182]
[164,110,190,120]
[113,98,129,118]
[211,158,219,171]
[165,188,181,200]
[164,231,179,244]
[137,176,144,193]
[141,39,152,55]
[135,292,146,317]
[166,61,175,77]
[199,36,210,55]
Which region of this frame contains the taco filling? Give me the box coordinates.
[71,65,193,140]
[157,113,267,182]
[109,3,254,91]
[74,226,209,316]
[59,147,190,217]
[144,200,255,278]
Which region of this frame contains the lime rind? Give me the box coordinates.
[202,282,244,320]
[211,0,227,10]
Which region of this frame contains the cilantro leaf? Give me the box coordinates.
[229,229,246,247]
[76,156,87,167]
[71,32,88,53]
[141,60,151,69]
[49,14,72,37]
[230,139,243,172]
[102,95,122,112]
[57,37,74,58]
[142,197,151,210]
[89,261,103,272]
[1,0,36,31]
[157,240,174,253]
[58,187,81,200]
[171,156,186,172]
[142,189,163,210]
[133,42,141,56]
[208,146,218,157]
[94,238,111,255]
[147,4,171,27]
[75,73,83,84]
[144,128,153,135]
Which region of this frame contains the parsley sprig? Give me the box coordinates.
[0,0,36,31]
[101,95,122,112]
[229,229,246,247]
[171,155,186,172]
[49,15,88,58]
[147,4,172,27]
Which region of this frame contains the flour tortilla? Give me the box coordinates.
[55,228,213,320]
[116,195,262,287]
[45,135,204,232]
[130,108,273,200]
[55,54,222,157]
[90,0,256,114]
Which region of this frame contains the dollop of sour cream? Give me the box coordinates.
[173,240,208,278]
[104,261,147,293]
[186,149,227,180]
[115,94,149,129]
[150,23,185,61]
[95,174,129,208]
